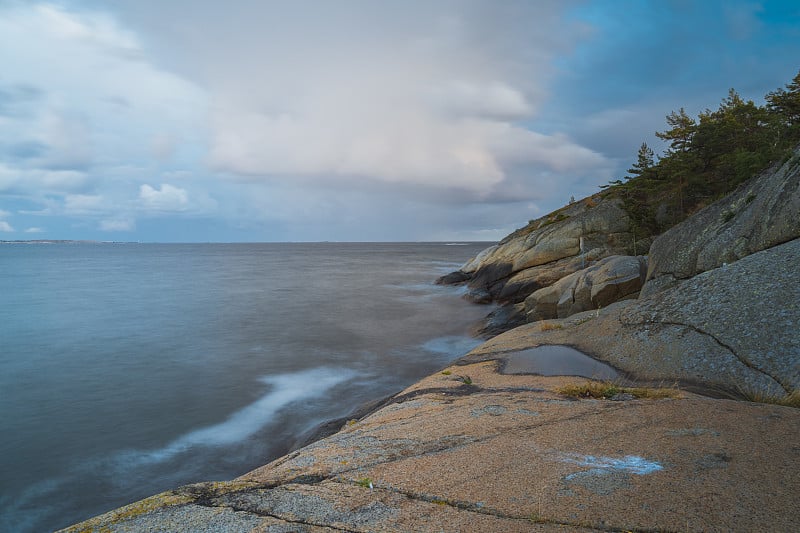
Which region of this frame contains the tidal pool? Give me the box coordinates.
[501,345,619,380]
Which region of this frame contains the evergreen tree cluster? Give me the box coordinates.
[602,70,800,241]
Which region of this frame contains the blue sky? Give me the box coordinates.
[1,0,799,242]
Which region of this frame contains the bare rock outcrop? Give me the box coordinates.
[438,197,645,335]
[644,149,800,296]
[464,198,635,302]
[471,236,800,396]
[525,255,647,321]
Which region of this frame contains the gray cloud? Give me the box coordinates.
[94,0,598,200]
[2,1,798,241]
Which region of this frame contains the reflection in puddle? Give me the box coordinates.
[501,345,619,380]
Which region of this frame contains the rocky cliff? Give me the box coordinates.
[455,145,800,397]
[439,196,643,305]
[643,150,800,296]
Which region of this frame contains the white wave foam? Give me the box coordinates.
[421,336,481,357]
[138,367,355,463]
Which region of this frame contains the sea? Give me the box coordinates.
[0,242,492,532]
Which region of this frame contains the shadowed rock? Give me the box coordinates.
[525,255,647,321]
[644,148,800,296]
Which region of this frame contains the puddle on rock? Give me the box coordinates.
[501,345,619,380]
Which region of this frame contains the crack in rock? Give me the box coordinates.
[623,316,790,393]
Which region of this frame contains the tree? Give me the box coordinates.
[656,108,696,154]
[656,108,699,216]
[626,142,655,180]
[693,88,780,196]
[766,70,800,127]
[766,69,800,147]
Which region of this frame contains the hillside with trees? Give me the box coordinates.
[602,70,800,242]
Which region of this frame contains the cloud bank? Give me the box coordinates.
[1,1,799,241]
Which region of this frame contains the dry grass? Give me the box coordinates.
[539,322,563,331]
[740,389,800,408]
[557,381,679,400]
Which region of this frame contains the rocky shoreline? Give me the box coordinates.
[62,148,799,532]
[61,352,800,532]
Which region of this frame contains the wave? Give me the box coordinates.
[134,367,356,464]
[421,336,482,358]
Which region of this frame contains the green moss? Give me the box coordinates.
[61,491,194,532]
[721,210,735,223]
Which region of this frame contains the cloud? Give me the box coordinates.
[143,0,598,195]
[139,183,189,212]
[100,218,135,232]
[39,111,92,169]
[64,194,104,214]
[0,1,207,187]
[0,221,14,232]
[2,1,799,242]
[24,227,44,233]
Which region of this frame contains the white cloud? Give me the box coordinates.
[64,193,104,214]
[430,80,533,120]
[100,218,135,231]
[0,164,19,192]
[159,1,598,195]
[0,209,10,218]
[0,2,207,191]
[0,221,14,232]
[24,227,44,233]
[139,183,188,211]
[39,111,92,169]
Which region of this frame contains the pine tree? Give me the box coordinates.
[766,69,800,147]
[626,142,655,180]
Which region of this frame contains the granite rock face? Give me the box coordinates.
[643,149,800,296]
[471,237,800,395]
[438,197,644,336]
[62,361,800,533]
[439,197,638,305]
[525,255,647,321]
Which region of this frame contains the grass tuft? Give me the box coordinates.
[739,389,800,408]
[539,322,563,331]
[557,381,679,400]
[356,478,373,489]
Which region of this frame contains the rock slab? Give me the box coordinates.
[62,360,800,532]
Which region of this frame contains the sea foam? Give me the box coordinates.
[139,367,355,462]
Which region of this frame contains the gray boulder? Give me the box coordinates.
[525,255,647,320]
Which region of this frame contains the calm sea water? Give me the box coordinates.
[0,242,490,532]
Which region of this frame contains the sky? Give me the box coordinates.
[1,1,799,242]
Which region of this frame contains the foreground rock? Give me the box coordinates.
[63,358,800,532]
